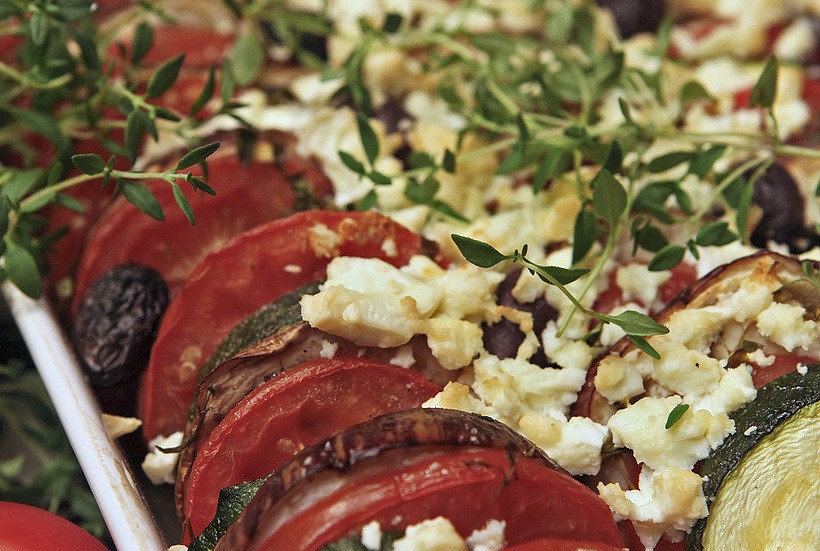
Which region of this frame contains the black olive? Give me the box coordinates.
[374,97,413,135]
[73,264,169,387]
[749,163,819,253]
[482,268,558,367]
[597,0,666,39]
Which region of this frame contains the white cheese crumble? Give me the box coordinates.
[797,363,809,375]
[300,255,503,369]
[319,339,338,359]
[756,302,818,353]
[465,519,506,551]
[607,396,734,472]
[392,517,467,551]
[743,425,758,436]
[142,432,183,485]
[361,520,383,550]
[101,413,142,440]
[598,466,708,551]
[283,264,302,274]
[616,263,671,307]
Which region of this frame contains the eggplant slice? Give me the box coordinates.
[212,408,555,551]
[176,320,457,520]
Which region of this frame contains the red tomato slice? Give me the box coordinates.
[592,262,697,316]
[0,502,108,551]
[505,538,626,550]
[141,27,234,69]
[139,210,422,441]
[70,156,297,316]
[255,447,623,550]
[750,353,815,388]
[183,357,441,540]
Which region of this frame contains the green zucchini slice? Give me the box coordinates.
[688,364,820,550]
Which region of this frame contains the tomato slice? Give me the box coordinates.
[592,262,697,317]
[139,210,422,441]
[504,538,626,550]
[183,357,441,540]
[252,447,623,550]
[749,353,815,388]
[0,502,108,551]
[70,156,297,316]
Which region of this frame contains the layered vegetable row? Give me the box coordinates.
[2,1,818,550]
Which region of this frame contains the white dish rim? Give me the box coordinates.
[3,282,167,551]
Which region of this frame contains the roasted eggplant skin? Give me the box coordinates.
[214,408,553,550]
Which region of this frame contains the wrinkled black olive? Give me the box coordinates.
[597,0,666,39]
[482,268,558,367]
[749,163,818,253]
[73,264,169,387]
[375,97,413,135]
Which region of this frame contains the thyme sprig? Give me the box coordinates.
[0,1,226,298]
[299,0,816,358]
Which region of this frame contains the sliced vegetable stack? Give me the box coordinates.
[1,1,818,550]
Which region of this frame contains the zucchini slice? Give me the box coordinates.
[688,364,819,550]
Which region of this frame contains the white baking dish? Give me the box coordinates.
[2,282,167,551]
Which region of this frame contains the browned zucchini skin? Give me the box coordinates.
[686,364,820,551]
[215,408,556,550]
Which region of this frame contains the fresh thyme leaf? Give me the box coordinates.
[121,182,164,221]
[3,238,42,298]
[645,151,692,173]
[1,169,43,205]
[648,244,686,271]
[735,175,756,242]
[176,142,221,170]
[666,403,690,429]
[679,80,714,107]
[339,151,366,175]
[71,154,105,175]
[592,169,627,225]
[356,112,379,165]
[531,264,590,286]
[442,149,457,174]
[601,310,668,336]
[572,207,598,264]
[54,193,86,213]
[496,145,525,175]
[125,109,147,162]
[749,56,779,109]
[146,53,185,99]
[452,234,509,268]
[131,22,154,65]
[603,141,624,174]
[688,145,727,178]
[533,147,566,192]
[29,11,48,46]
[633,223,668,253]
[628,335,661,359]
[695,221,737,247]
[367,171,391,186]
[355,189,377,210]
[172,183,195,225]
[190,66,217,117]
[220,59,237,104]
[407,152,437,169]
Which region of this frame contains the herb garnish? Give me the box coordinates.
[1,1,227,298]
[284,1,818,357]
[666,403,690,429]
